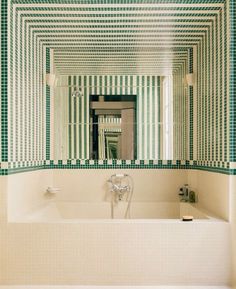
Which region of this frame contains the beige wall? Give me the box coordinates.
[7,170,53,222]
[52,169,187,202]
[0,176,7,223]
[188,170,235,286]
[0,176,8,283]
[188,170,230,220]
[230,175,236,287]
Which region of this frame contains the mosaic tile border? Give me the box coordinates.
[0,160,235,175]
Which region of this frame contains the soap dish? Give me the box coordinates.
[182,215,193,221]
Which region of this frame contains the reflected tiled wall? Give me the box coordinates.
[56,75,163,160]
[55,74,189,160]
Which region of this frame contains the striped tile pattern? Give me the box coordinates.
[55,75,174,160]
[229,0,236,161]
[0,0,235,174]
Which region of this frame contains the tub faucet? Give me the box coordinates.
[179,184,196,203]
[111,183,130,201]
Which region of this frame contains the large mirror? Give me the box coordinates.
[53,75,187,161]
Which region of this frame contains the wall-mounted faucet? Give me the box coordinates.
[108,174,131,201]
[178,184,196,203]
[107,174,134,218]
[110,183,130,201]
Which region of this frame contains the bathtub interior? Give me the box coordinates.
[16,201,217,222]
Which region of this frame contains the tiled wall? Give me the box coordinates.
[229,0,236,162]
[196,4,229,163]
[0,0,235,175]
[55,74,188,160]
[56,75,163,160]
[173,59,189,160]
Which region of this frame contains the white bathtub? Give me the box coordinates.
[20,201,213,222]
[9,201,230,286]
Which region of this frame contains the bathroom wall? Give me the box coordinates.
[188,170,230,220]
[7,170,53,222]
[0,177,7,223]
[230,175,236,287]
[0,0,235,286]
[195,3,229,165]
[230,0,236,285]
[0,177,7,283]
[0,0,231,174]
[53,169,187,203]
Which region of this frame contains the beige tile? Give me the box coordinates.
[187,170,229,220]
[53,169,187,202]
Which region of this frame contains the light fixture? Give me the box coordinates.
[45,73,57,87]
[185,73,195,86]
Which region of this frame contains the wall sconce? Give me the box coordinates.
[182,77,188,87]
[45,73,57,87]
[185,73,195,86]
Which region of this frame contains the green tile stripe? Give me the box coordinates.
[46,47,50,160]
[188,48,194,160]
[219,11,223,161]
[189,84,193,161]
[173,62,188,160]
[229,0,235,161]
[1,0,8,162]
[1,160,236,176]
[11,0,226,4]
[223,2,228,162]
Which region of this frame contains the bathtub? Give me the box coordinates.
[8,201,230,286]
[21,201,212,222]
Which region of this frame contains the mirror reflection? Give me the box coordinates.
[90,95,136,160]
[53,75,186,161]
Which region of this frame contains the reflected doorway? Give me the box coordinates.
[90,95,136,160]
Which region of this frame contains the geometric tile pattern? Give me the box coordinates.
[0,0,235,175]
[229,0,236,161]
[54,74,188,160]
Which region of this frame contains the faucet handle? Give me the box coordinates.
[189,191,197,203]
[178,187,184,196]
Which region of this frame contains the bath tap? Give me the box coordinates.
[108,174,134,218]
[111,184,130,201]
[179,184,196,203]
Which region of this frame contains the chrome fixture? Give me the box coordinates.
[178,184,196,203]
[46,186,60,194]
[107,173,134,218]
[45,73,57,87]
[45,186,60,198]
[72,89,83,98]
